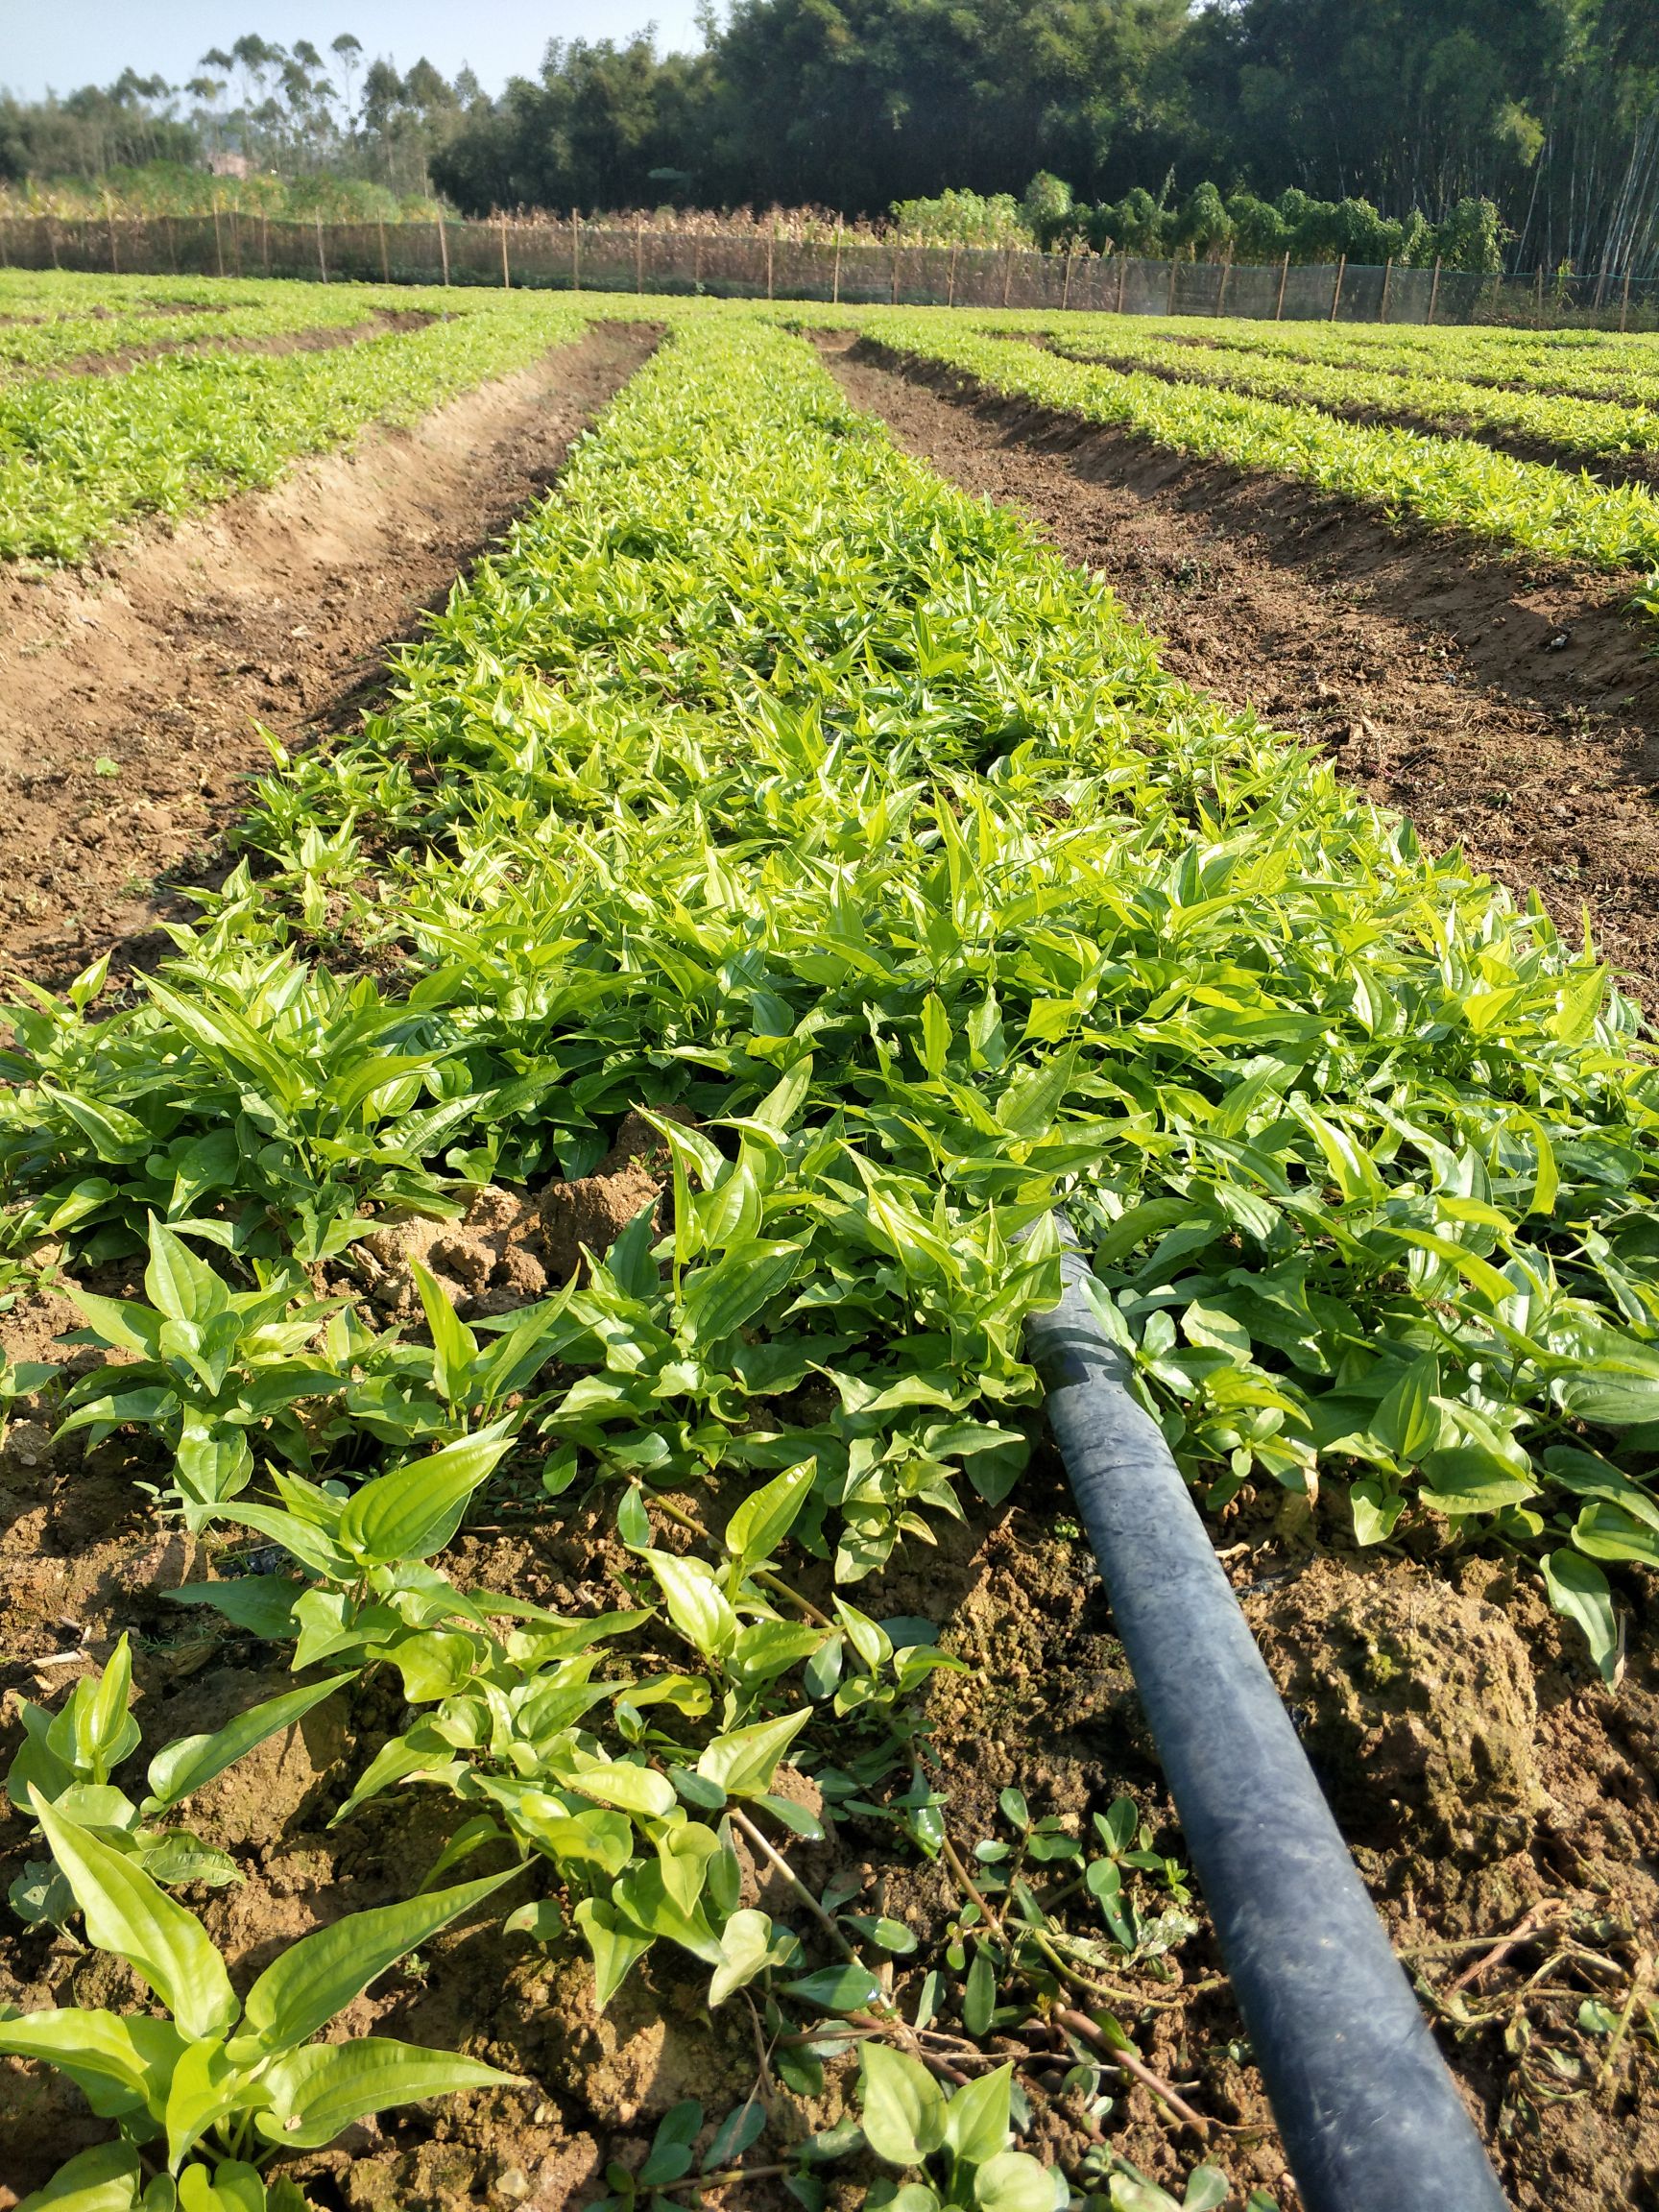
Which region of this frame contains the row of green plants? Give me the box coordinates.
[1038,313,1659,413]
[1029,320,1659,471]
[5,308,1657,2198]
[0,271,423,381]
[851,310,1659,602]
[0,288,591,562]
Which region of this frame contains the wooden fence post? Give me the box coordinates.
[260,215,270,274]
[1535,263,1544,321]
[831,223,843,304]
[437,218,449,285]
[1002,246,1014,307]
[231,210,243,277]
[890,245,901,304]
[210,200,225,279]
[635,216,644,294]
[1622,267,1632,333]
[1061,241,1075,311]
[315,218,327,282]
[947,243,958,308]
[1275,252,1290,319]
[378,218,390,283]
[1329,254,1345,320]
[1166,254,1178,314]
[571,210,581,292]
[1428,256,1441,325]
[767,230,776,300]
[1379,256,1392,322]
[1216,251,1232,316]
[107,199,119,275]
[500,214,511,288]
[1118,252,1128,314]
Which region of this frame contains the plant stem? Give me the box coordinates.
[1049,2008,1214,2138]
[728,1806,863,1970]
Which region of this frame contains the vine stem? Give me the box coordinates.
[941,1833,1010,1942]
[728,1806,866,1974]
[1048,2008,1214,2139]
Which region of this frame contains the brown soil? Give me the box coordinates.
[349,1110,688,1322]
[31,306,437,382]
[0,322,656,987]
[826,336,1659,1005]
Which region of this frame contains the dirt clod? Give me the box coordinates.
[1251,1556,1543,1869]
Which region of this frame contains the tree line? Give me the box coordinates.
[3,0,1655,276]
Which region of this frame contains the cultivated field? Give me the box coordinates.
[0,275,1656,2212]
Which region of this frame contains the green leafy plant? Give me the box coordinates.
[0,1798,520,2203]
[856,2043,1056,2211]
[6,1632,353,1930]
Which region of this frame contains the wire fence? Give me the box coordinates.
[4,213,1658,331]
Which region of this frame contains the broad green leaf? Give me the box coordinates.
[645,1551,737,1659]
[574,1894,655,2008]
[976,2152,1058,2212]
[178,2166,267,2212]
[940,2062,1013,2165]
[237,1869,517,2056]
[858,2039,948,2164]
[32,1796,237,2042]
[1542,1550,1620,1683]
[1572,1502,1659,1570]
[919,993,950,1078]
[0,2008,181,2122]
[164,2033,241,2172]
[708,1908,777,2007]
[256,2035,519,2150]
[410,1258,478,1405]
[696,1707,810,1797]
[1369,1356,1441,1462]
[207,1504,349,1582]
[144,1220,228,1329]
[724,1458,814,1573]
[564,1757,677,1820]
[339,1423,516,1566]
[14,2144,142,2212]
[784,1962,881,2011]
[748,1056,814,1134]
[144,1674,354,1812]
[1348,1479,1405,1547]
[166,1579,303,1640]
[996,1051,1074,1141]
[677,1239,805,1349]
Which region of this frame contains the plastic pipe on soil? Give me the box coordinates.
[1027,1236,1511,2212]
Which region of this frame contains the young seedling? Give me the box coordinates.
[0,1797,521,2207]
[6,1632,353,1932]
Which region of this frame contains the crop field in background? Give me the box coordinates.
[0,277,1656,2212]
[0,273,592,563]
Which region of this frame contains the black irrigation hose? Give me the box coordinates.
[1027,1237,1511,2212]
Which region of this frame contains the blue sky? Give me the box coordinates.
[3,3,710,100]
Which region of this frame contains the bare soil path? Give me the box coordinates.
[827,335,1659,1004]
[0,321,655,986]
